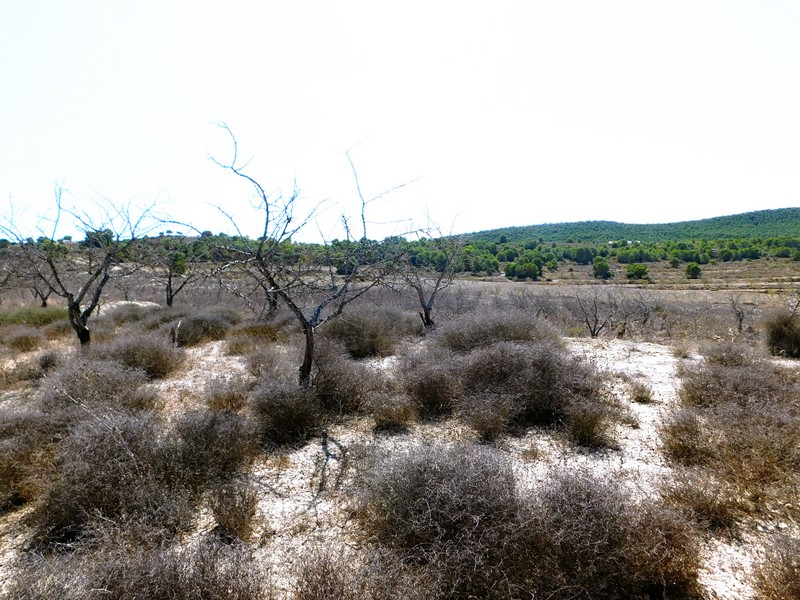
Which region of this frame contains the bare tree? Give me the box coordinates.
[401,231,462,330]
[728,293,754,334]
[209,125,403,386]
[568,287,617,338]
[0,186,156,346]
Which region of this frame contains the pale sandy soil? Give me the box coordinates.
[1,335,794,598]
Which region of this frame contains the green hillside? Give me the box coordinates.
[467,208,800,244]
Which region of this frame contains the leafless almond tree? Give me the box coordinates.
[1,186,156,346]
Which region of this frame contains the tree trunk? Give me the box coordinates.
[68,300,91,347]
[419,306,435,330]
[298,326,314,387]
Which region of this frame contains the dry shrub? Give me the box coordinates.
[666,357,800,517]
[435,308,561,353]
[700,341,757,367]
[225,318,288,355]
[24,413,200,549]
[660,470,744,533]
[39,359,158,412]
[754,534,800,600]
[8,538,269,600]
[100,302,158,326]
[321,306,418,359]
[173,409,259,483]
[247,345,291,380]
[564,397,618,449]
[521,471,702,600]
[170,312,236,347]
[293,547,428,600]
[249,380,323,447]
[660,408,714,466]
[764,310,800,358]
[208,478,259,542]
[458,393,516,442]
[629,381,655,403]
[0,408,62,513]
[357,447,701,599]
[678,357,794,409]
[459,341,615,446]
[3,325,44,352]
[312,341,373,414]
[400,346,463,418]
[357,444,522,599]
[100,333,185,379]
[366,392,417,432]
[204,377,249,412]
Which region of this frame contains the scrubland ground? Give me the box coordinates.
[0,272,799,599]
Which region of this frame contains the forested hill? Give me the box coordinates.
[466,208,800,244]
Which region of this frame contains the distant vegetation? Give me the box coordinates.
[468,207,800,244]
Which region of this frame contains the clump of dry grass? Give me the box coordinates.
[663,351,800,518]
[366,391,417,432]
[2,325,44,352]
[660,469,745,533]
[204,377,249,412]
[170,311,237,347]
[629,381,655,403]
[208,478,259,542]
[754,534,800,599]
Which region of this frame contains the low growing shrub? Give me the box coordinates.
[170,312,235,347]
[2,326,44,352]
[25,413,199,549]
[366,392,417,432]
[357,444,521,599]
[101,333,185,379]
[208,478,259,542]
[8,538,269,600]
[400,347,463,418]
[249,381,323,447]
[764,310,800,358]
[435,308,561,353]
[754,534,800,600]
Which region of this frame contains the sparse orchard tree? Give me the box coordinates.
[728,293,754,334]
[0,186,156,347]
[402,230,462,330]
[568,287,617,338]
[135,234,211,306]
[207,125,405,386]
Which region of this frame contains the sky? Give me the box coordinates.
[2,1,800,242]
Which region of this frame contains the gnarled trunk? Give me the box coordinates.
[298,326,314,387]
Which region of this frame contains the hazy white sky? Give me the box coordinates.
[2,1,799,241]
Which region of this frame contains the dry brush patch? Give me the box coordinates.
[662,346,800,523]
